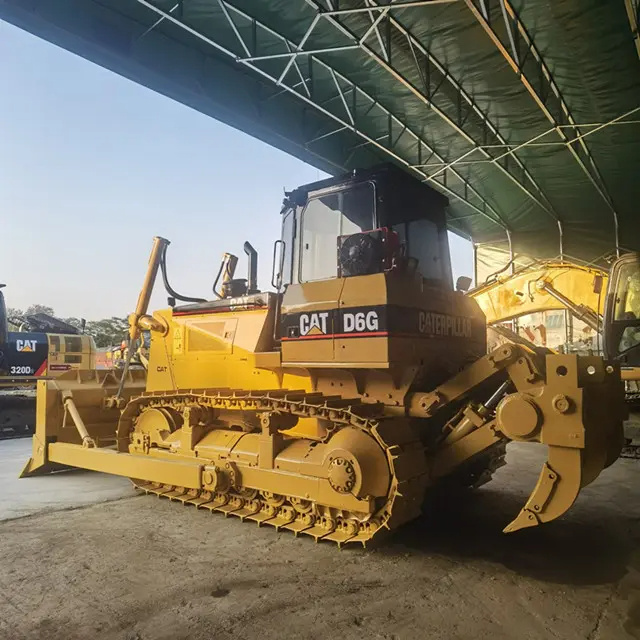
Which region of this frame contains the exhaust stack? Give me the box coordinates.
[244,242,258,294]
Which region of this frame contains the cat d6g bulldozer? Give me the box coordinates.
[21,165,626,545]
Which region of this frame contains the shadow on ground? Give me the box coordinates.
[382,486,640,587]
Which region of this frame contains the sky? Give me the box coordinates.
[0,20,472,321]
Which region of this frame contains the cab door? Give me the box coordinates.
[604,253,640,366]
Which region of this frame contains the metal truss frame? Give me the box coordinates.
[464,0,624,254]
[134,0,514,238]
[131,0,634,259]
[301,0,565,252]
[420,107,640,169]
[626,0,640,60]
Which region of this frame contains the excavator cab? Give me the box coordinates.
[604,253,640,456]
[604,252,640,367]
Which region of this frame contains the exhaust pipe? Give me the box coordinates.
[244,242,259,294]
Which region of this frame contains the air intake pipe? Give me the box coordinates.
[244,242,259,294]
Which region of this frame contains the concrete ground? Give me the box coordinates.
[0,438,134,520]
[1,438,639,640]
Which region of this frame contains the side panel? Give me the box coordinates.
[280,272,485,371]
[146,306,310,394]
[280,279,346,363]
[2,332,48,376]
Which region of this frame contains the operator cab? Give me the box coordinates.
[604,252,640,366]
[276,164,452,289]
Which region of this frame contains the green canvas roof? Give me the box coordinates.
[2,0,639,264]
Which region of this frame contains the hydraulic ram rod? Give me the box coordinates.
[116,236,170,399]
[537,281,601,332]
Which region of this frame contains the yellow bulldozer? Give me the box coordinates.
[21,165,629,545]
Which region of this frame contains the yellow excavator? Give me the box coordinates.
[469,261,606,349]
[0,287,96,438]
[21,165,628,545]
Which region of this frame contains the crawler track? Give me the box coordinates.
[125,389,431,546]
[0,391,35,440]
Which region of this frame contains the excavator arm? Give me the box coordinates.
[470,261,606,329]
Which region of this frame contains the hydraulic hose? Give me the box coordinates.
[160,243,206,304]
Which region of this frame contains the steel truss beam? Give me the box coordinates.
[325,0,459,15]
[421,107,640,169]
[626,0,640,60]
[464,0,624,254]
[301,0,565,254]
[134,0,512,236]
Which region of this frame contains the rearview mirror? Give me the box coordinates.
[456,275,472,292]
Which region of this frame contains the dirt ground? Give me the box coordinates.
[1,440,639,640]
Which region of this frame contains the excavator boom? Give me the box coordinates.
[470,261,606,329]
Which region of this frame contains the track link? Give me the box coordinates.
[621,443,640,459]
[126,389,430,546]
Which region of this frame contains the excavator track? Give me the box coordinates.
[621,444,640,459]
[623,412,640,459]
[126,389,431,547]
[0,390,35,440]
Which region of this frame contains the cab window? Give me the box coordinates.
[300,183,375,282]
[65,336,83,353]
[612,261,640,355]
[280,208,297,287]
[614,263,640,321]
[393,219,445,282]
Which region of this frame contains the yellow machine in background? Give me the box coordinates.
[45,334,96,375]
[0,287,96,380]
[0,287,96,438]
[469,261,606,352]
[21,166,627,545]
[469,258,640,458]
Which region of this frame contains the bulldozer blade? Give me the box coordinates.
[20,448,71,478]
[21,369,146,477]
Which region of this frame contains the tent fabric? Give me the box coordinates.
[1,0,638,265]
[474,245,535,287]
